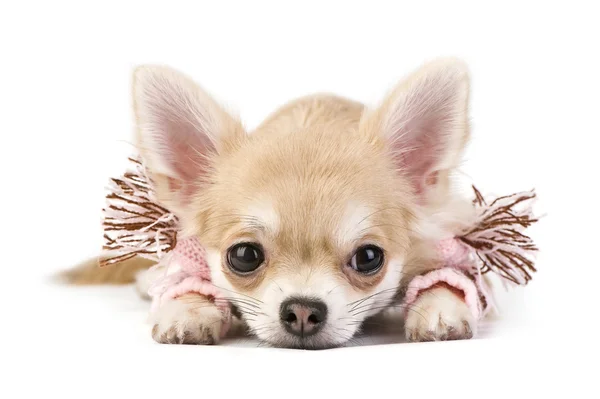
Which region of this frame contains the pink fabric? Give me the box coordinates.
[435,237,471,268]
[402,268,482,319]
[401,237,487,320]
[148,236,231,338]
[172,236,211,277]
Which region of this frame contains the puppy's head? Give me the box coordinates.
[132,59,470,348]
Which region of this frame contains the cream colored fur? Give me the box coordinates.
[68,58,478,348]
[405,287,475,341]
[149,293,224,344]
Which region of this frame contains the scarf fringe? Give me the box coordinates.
[99,156,179,267]
[458,186,539,286]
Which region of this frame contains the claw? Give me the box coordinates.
[462,320,473,339]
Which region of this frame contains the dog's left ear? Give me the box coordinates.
[361,58,471,199]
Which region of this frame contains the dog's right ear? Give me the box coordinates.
[132,65,245,213]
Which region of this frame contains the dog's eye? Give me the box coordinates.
[349,245,384,274]
[227,243,265,274]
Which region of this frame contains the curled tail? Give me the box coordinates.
[57,256,155,285]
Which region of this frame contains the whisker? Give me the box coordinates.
[215,297,261,309]
[213,300,262,313]
[327,284,344,295]
[347,287,399,309]
[328,329,363,347]
[352,303,428,322]
[248,321,279,336]
[348,298,396,314]
[263,276,284,293]
[186,305,258,317]
[209,284,264,304]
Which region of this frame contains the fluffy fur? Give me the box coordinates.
[66,58,478,348]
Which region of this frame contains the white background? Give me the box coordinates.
[1,1,598,398]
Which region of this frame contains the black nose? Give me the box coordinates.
[280,297,328,337]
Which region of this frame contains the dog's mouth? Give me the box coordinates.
[260,330,349,350]
[231,306,356,349]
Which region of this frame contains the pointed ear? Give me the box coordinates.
[132,65,245,213]
[361,58,471,199]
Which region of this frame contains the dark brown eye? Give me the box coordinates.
[227,243,265,274]
[349,245,384,274]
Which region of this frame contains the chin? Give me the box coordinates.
[258,329,353,350]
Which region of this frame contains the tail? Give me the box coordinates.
[56,256,156,285]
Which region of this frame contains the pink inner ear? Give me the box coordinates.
[390,121,449,197]
[385,74,463,199]
[159,113,215,183]
[157,112,216,204]
[166,176,200,206]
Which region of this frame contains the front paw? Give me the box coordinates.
[150,294,225,345]
[405,287,476,342]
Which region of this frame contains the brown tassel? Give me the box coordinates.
[459,186,539,285]
[99,157,179,267]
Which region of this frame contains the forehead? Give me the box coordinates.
[241,198,374,248]
[212,175,408,262]
[201,127,414,251]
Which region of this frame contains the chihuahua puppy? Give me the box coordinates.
[67,58,478,349]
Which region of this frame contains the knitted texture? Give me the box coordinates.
[402,268,482,319]
[148,237,232,338]
[436,237,471,268]
[401,237,492,320]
